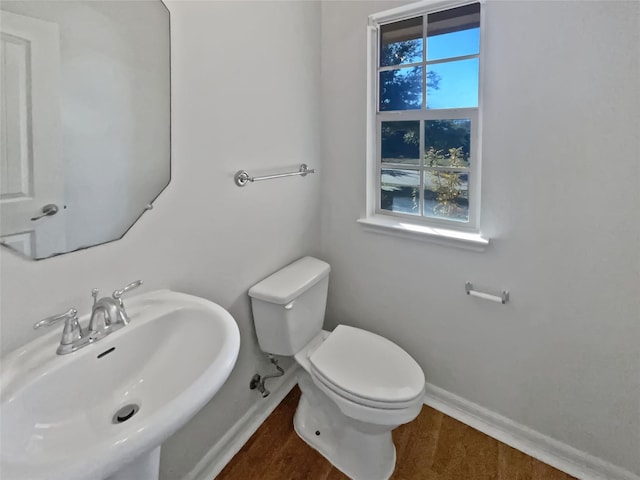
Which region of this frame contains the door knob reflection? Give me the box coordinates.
[30,204,59,221]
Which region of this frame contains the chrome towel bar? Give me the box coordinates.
[465,282,509,304]
[234,164,315,187]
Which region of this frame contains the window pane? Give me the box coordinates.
[426,58,478,109]
[424,170,469,222]
[382,121,420,165]
[380,17,423,67]
[427,28,479,61]
[424,119,471,167]
[380,66,423,111]
[381,168,420,215]
[427,3,480,61]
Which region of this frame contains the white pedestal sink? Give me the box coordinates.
[0,290,240,480]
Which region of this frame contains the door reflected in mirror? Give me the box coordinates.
[0,1,171,260]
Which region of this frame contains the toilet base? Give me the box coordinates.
[293,373,396,480]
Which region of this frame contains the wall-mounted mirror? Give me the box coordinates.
[0,1,170,260]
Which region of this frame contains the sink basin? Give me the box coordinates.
[0,290,240,480]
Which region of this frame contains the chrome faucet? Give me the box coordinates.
[34,280,143,355]
[88,296,125,339]
[88,280,142,339]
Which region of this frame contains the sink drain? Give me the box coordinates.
[112,404,140,424]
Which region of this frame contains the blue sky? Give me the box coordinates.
[381,27,480,110]
[427,28,479,109]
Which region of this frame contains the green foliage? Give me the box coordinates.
[425,147,468,218]
[424,120,470,159]
[381,122,419,161]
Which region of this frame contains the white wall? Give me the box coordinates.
[320,0,640,476]
[0,1,321,478]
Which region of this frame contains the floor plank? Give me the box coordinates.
[216,387,575,480]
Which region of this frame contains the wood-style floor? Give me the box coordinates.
[216,387,576,480]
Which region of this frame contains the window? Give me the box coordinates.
[363,1,487,248]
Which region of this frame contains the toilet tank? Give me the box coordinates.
[248,256,330,355]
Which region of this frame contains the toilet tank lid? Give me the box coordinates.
[248,256,330,305]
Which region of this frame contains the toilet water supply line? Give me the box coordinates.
[250,355,285,398]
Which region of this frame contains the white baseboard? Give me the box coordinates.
[181,366,299,480]
[423,382,639,480]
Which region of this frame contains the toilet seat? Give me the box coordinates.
[309,325,425,409]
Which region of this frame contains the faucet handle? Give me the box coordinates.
[112,280,143,305]
[34,308,78,329]
[35,308,85,354]
[34,308,84,347]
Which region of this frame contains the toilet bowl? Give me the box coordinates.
[249,257,425,480]
[293,327,424,479]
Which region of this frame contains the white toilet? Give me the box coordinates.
[249,256,425,480]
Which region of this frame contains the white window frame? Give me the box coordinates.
[360,0,488,250]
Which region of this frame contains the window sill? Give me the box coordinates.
[357,215,489,251]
